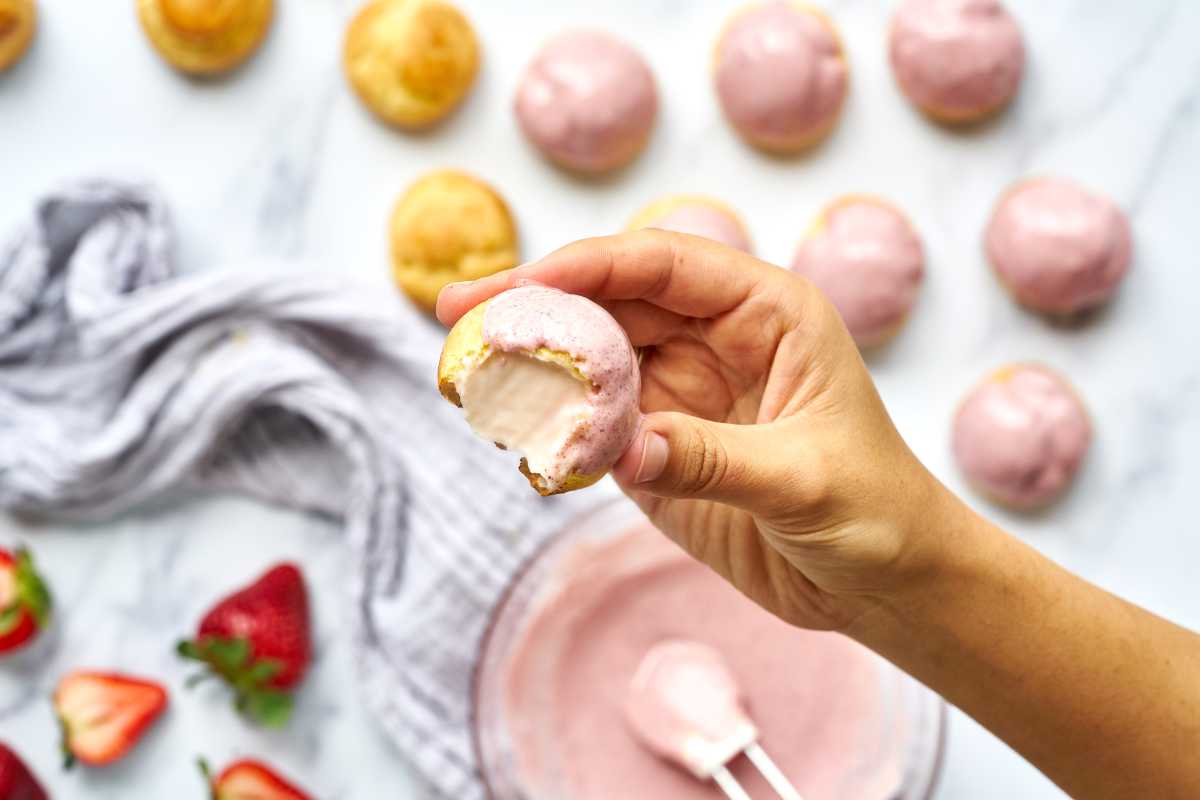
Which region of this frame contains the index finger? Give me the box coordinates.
[434,230,779,326]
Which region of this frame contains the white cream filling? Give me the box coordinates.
[457,351,590,481]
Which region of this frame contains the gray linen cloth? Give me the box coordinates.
[0,180,600,798]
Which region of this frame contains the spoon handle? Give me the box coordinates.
[712,765,754,800]
[745,742,805,800]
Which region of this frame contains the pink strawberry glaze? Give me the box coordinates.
[790,199,924,346]
[481,286,640,482]
[714,3,848,150]
[986,177,1132,314]
[514,30,658,173]
[645,203,752,253]
[889,0,1025,118]
[952,365,1092,508]
[501,526,905,799]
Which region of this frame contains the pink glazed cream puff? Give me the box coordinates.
[790,196,924,347]
[627,195,753,253]
[438,286,641,495]
[952,364,1091,509]
[986,177,1132,315]
[514,30,658,174]
[889,0,1025,123]
[713,3,849,153]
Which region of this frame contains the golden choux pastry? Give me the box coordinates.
[137,0,273,75]
[0,0,36,72]
[390,170,518,313]
[438,286,641,496]
[343,0,479,129]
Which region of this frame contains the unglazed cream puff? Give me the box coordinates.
[390,170,518,313]
[889,0,1025,124]
[713,2,849,154]
[343,0,479,129]
[137,0,273,75]
[0,0,36,72]
[438,286,641,496]
[515,30,658,174]
[627,195,753,253]
[952,364,1091,509]
[986,177,1132,316]
[790,195,924,347]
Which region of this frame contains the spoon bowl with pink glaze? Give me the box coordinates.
[625,639,804,800]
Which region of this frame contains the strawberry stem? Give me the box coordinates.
[57,714,75,771]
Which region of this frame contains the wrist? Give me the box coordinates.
[840,472,989,646]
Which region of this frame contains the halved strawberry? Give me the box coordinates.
[200,757,313,800]
[0,547,51,655]
[177,563,311,727]
[53,671,168,767]
[0,741,48,800]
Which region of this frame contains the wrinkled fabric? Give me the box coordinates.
[0,180,598,799]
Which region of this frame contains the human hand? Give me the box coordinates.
[436,231,950,632]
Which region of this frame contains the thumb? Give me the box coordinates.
[612,412,779,509]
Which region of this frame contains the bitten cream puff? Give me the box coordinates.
[390,170,518,313]
[713,2,849,154]
[889,0,1025,124]
[344,0,479,129]
[986,177,1132,315]
[515,30,658,174]
[0,0,35,72]
[790,195,924,347]
[438,286,641,496]
[136,0,273,75]
[627,195,753,253]
[952,364,1091,509]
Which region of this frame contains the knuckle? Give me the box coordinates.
[677,424,728,495]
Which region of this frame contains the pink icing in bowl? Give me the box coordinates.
[473,499,945,799]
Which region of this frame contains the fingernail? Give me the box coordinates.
[442,280,472,293]
[634,432,669,484]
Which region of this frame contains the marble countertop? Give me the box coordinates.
[3,0,1199,797]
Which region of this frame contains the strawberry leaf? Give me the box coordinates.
[206,638,250,673]
[245,660,280,685]
[177,636,293,727]
[243,689,293,728]
[177,640,206,660]
[15,547,51,628]
[0,603,19,634]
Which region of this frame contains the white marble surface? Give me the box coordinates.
[3,0,1200,797]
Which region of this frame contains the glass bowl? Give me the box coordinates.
[472,497,945,799]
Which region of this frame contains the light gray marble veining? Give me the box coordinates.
[2,2,1199,798]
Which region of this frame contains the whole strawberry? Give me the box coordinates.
[200,757,313,800]
[178,563,311,727]
[0,742,48,800]
[0,546,51,656]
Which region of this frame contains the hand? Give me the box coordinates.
[437,231,948,631]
